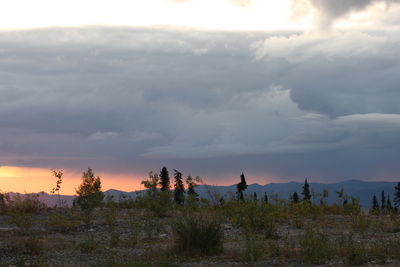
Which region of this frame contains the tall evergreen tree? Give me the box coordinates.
[394,182,400,211]
[381,190,386,211]
[236,172,248,201]
[302,178,312,203]
[264,193,269,204]
[292,192,299,203]
[173,169,185,205]
[159,166,170,191]
[253,192,258,202]
[372,194,379,212]
[387,195,393,212]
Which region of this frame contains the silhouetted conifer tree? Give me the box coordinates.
[387,195,393,212]
[236,173,248,201]
[372,194,379,212]
[381,190,386,211]
[159,166,170,191]
[253,192,258,202]
[302,178,311,203]
[264,193,269,204]
[292,192,299,203]
[394,182,400,212]
[173,169,185,205]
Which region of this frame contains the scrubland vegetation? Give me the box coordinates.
[1,167,400,266]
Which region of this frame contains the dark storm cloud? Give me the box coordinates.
[0,26,400,182]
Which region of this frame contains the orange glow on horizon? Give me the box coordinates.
[0,166,143,195]
[0,166,281,195]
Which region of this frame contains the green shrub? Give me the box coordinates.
[104,207,120,247]
[46,209,81,233]
[299,228,332,264]
[4,193,46,214]
[351,214,372,233]
[79,234,98,254]
[8,210,34,234]
[337,234,369,265]
[136,190,173,217]
[226,201,277,239]
[172,214,223,256]
[241,236,264,263]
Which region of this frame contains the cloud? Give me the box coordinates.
[88,131,119,141]
[169,0,252,8]
[229,0,252,8]
[169,0,191,3]
[291,0,400,29]
[1,26,400,182]
[253,31,392,63]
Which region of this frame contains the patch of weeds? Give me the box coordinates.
[46,209,81,233]
[241,236,264,263]
[299,228,333,264]
[351,214,372,234]
[104,207,120,247]
[143,212,164,240]
[8,210,34,234]
[78,234,102,254]
[172,213,223,256]
[337,234,369,265]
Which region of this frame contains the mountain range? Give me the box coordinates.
[25,179,399,210]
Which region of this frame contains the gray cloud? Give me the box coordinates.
[0,26,399,182]
[292,0,400,28]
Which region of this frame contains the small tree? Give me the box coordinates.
[292,192,300,203]
[174,169,185,205]
[159,166,170,191]
[381,190,386,212]
[50,169,64,207]
[372,194,379,213]
[253,192,258,202]
[141,171,159,197]
[236,173,248,201]
[74,168,104,213]
[186,175,199,200]
[264,193,269,204]
[302,178,312,203]
[394,182,400,211]
[387,195,393,212]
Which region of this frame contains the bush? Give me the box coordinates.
[8,210,34,234]
[172,214,223,256]
[136,190,173,217]
[226,201,277,239]
[4,193,46,214]
[299,228,333,264]
[338,235,369,265]
[241,236,264,263]
[46,209,81,233]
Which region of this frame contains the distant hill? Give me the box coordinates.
[104,180,399,209]
[7,180,399,209]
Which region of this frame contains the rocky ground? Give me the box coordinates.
[1,206,400,266]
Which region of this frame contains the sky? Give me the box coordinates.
[0,0,400,194]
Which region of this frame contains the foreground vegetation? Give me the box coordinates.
[1,168,400,266]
